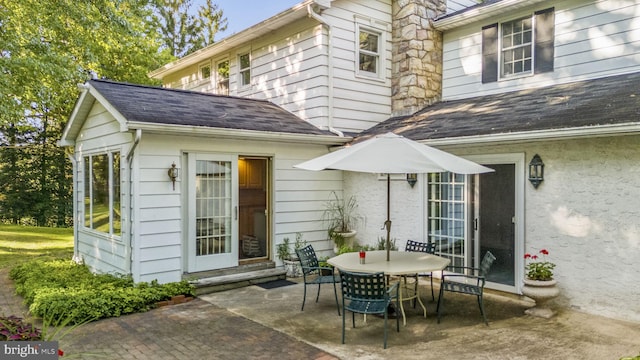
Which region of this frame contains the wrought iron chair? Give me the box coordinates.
[339,270,400,349]
[295,245,341,315]
[436,251,496,325]
[385,239,436,325]
[405,239,437,302]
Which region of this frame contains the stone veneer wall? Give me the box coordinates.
[392,0,446,117]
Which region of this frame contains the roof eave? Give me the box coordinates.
[127,121,351,145]
[59,82,132,147]
[59,84,92,147]
[433,0,550,31]
[149,0,319,80]
[422,123,640,147]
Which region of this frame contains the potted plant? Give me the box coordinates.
[322,192,359,250]
[317,256,334,276]
[276,233,306,277]
[521,248,560,318]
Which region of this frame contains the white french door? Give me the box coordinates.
[427,172,470,268]
[187,153,238,272]
[427,153,524,294]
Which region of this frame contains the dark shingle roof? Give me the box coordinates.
[359,72,640,142]
[89,80,331,136]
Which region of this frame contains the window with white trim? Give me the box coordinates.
[199,62,211,81]
[481,7,555,83]
[501,17,532,77]
[216,59,229,95]
[238,53,251,87]
[358,29,380,76]
[83,152,121,236]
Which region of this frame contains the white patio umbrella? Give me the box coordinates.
[294,132,494,261]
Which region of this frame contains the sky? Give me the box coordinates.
[201,0,302,41]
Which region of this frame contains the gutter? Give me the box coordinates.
[433,0,549,30]
[307,4,343,137]
[126,122,351,145]
[421,123,640,148]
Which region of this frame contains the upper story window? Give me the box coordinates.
[216,60,229,95]
[501,17,532,77]
[358,29,380,76]
[482,7,555,83]
[199,62,211,81]
[83,151,121,236]
[238,53,251,87]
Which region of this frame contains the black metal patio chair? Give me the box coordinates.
[295,245,341,315]
[404,239,437,302]
[436,251,496,325]
[339,270,400,349]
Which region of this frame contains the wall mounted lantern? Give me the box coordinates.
[406,173,418,188]
[168,162,179,190]
[528,154,544,189]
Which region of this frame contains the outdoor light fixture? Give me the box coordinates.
[406,173,417,188]
[168,162,179,190]
[528,154,544,189]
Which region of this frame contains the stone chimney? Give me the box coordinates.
[392,0,446,117]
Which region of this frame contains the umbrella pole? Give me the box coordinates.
[386,174,391,261]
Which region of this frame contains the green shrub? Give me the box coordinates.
[10,260,195,325]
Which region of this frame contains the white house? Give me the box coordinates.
[61,0,640,323]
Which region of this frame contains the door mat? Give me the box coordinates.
[255,279,297,289]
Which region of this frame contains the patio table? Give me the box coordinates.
[328,250,450,325]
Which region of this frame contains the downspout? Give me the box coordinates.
[307,4,344,137]
[125,129,142,276]
[66,150,80,263]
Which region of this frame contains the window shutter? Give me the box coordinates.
[482,23,499,83]
[534,8,555,74]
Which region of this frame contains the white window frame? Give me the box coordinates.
[356,26,381,78]
[215,58,230,95]
[83,150,121,238]
[499,15,534,79]
[199,61,212,82]
[238,52,251,88]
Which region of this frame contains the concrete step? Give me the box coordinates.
[190,267,288,295]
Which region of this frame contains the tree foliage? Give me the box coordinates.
[0,0,174,226]
[152,0,228,57]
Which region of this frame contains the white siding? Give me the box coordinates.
[441,0,640,100]
[73,103,133,276]
[131,134,344,282]
[161,0,393,134]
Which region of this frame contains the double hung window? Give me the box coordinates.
[482,8,555,83]
[501,17,532,77]
[199,62,211,81]
[238,53,251,87]
[358,29,380,76]
[216,60,229,95]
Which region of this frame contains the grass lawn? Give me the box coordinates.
[0,224,73,270]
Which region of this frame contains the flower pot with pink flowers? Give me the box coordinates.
[522,248,560,318]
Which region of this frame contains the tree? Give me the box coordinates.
[153,0,228,58]
[0,0,173,225]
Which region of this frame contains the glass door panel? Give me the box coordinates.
[477,164,516,286]
[427,172,468,268]
[188,154,237,272]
